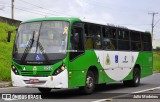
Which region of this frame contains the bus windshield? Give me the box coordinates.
[13,21,69,64]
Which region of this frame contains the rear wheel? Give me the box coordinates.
[38,88,52,93]
[123,68,140,87]
[79,70,95,94]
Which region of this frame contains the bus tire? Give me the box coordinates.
[38,88,52,93]
[79,70,95,94]
[123,67,140,87]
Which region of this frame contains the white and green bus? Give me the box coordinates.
[8,17,153,94]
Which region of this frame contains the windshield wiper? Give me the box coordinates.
[20,31,35,63]
[20,31,50,64]
[34,29,50,64]
[37,41,50,64]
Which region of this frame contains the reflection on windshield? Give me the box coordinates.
[15,21,69,54]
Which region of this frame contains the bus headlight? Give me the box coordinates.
[11,65,19,75]
[53,65,65,75]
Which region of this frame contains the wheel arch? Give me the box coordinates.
[88,66,99,84]
[134,64,141,73]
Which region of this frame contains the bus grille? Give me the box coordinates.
[21,71,51,77]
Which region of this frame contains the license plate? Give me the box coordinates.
[29,79,39,83]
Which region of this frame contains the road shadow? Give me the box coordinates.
[36,83,148,99]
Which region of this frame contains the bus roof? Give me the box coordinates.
[22,17,81,23]
[22,17,151,34]
[80,18,151,34]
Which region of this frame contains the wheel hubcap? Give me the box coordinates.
[135,76,139,83]
[134,70,139,83]
[86,76,93,88]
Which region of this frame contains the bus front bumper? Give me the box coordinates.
[11,69,68,88]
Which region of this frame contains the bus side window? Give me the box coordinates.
[130,31,142,51]
[118,30,129,40]
[110,29,116,39]
[130,31,141,41]
[93,25,102,49]
[141,33,152,51]
[70,23,84,61]
[103,39,115,50]
[71,28,83,50]
[142,33,151,43]
[85,24,94,49]
[103,27,117,50]
[84,24,102,50]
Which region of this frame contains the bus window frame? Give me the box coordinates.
[102,26,118,51]
[69,22,85,61]
[141,32,152,52]
[84,22,103,50]
[130,31,142,52]
[117,28,131,51]
[74,22,152,53]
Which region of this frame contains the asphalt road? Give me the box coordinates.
[0,73,160,102]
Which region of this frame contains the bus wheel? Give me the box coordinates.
[38,88,52,93]
[79,70,95,94]
[123,68,140,87]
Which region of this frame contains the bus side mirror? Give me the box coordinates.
[7,31,12,42]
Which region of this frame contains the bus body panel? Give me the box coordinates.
[141,52,153,77]
[95,51,139,81]
[10,17,153,89]
[68,50,103,87]
[11,58,70,88]
[11,68,68,88]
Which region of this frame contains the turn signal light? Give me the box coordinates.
[53,65,66,75]
[11,65,19,75]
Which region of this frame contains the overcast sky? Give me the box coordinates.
[0,0,160,45]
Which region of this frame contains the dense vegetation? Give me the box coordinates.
[0,22,16,81]
[153,51,160,72]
